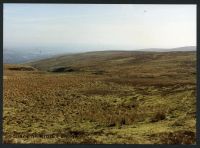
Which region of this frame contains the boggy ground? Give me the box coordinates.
[3,51,196,144]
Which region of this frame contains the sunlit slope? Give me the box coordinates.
[3,50,196,144]
[29,51,196,85]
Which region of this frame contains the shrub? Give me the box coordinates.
[159,130,196,144]
[151,111,166,122]
[80,138,102,144]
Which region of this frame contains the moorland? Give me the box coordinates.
[3,50,196,144]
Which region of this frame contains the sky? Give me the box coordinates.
[3,4,196,52]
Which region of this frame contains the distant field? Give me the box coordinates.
[3,51,196,144]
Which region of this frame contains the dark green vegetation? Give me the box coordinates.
[3,51,196,144]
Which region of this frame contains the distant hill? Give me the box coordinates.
[4,46,196,64]
[28,48,196,73]
[3,48,71,64]
[139,46,196,52]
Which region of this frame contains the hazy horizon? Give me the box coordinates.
[4,4,196,53]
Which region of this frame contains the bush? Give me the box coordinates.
[151,112,166,122]
[80,138,102,144]
[48,66,75,72]
[159,130,196,144]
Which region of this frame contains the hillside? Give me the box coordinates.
[29,50,196,84]
[3,50,196,144]
[4,46,195,64]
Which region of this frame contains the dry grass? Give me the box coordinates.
[3,51,196,144]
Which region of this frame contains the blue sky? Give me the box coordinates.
[3,4,196,52]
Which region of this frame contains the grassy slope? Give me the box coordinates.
[3,51,196,144]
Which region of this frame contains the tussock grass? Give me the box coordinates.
[3,51,196,144]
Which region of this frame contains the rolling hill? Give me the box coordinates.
[3,48,196,144]
[4,46,196,64]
